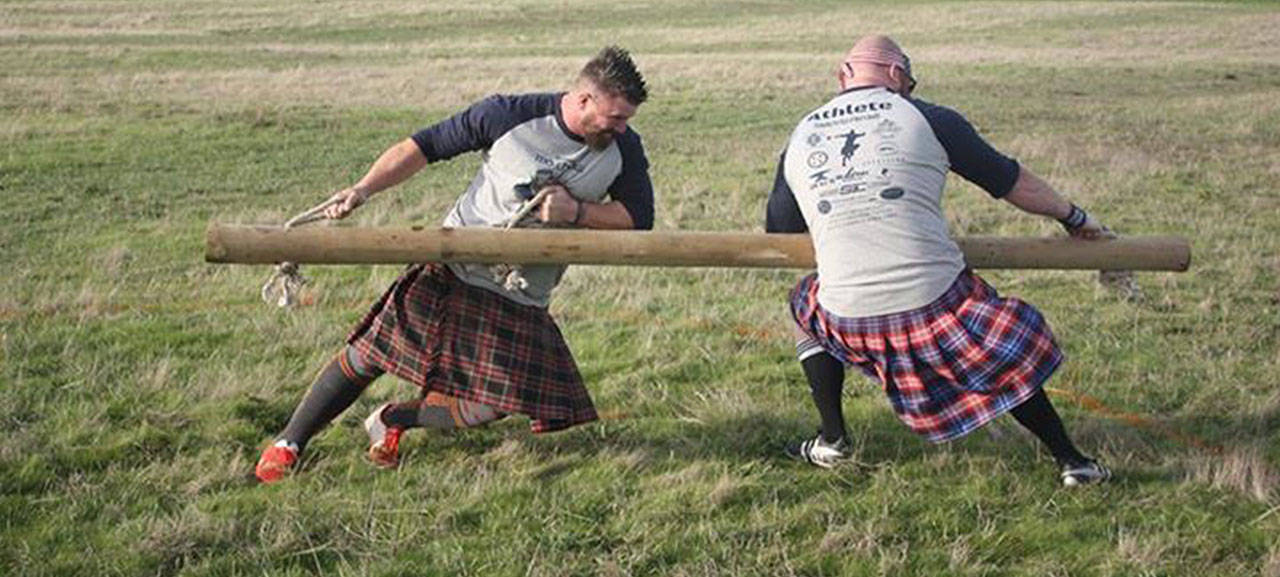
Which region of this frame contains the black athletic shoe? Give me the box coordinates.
[1061,459,1112,487]
[785,433,851,469]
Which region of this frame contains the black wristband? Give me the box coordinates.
[1058,204,1088,231]
[571,199,587,226]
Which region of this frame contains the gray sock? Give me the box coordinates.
[278,347,381,451]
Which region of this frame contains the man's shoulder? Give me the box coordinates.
[606,126,646,163]
[617,125,644,146]
[480,92,560,107]
[468,92,561,123]
[904,96,965,124]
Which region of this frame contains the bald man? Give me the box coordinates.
[766,35,1112,487]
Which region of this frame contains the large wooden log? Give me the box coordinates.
[205,224,1191,271]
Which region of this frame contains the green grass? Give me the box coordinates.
[3,1,1280,575]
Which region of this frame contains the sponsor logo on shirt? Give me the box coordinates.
[842,167,868,180]
[807,101,892,123]
[830,130,866,167]
[817,200,832,214]
[809,169,834,187]
[872,118,901,139]
[806,151,829,169]
[839,183,867,195]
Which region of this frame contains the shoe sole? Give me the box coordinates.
[367,445,399,469]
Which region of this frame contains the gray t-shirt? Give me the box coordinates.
[412,93,654,307]
[766,86,1019,317]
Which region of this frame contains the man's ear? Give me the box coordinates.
[837,62,854,90]
[887,65,905,92]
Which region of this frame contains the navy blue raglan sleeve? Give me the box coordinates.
[765,151,807,233]
[411,93,551,163]
[607,130,655,230]
[912,99,1021,198]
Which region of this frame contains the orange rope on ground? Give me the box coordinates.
[1045,386,1222,454]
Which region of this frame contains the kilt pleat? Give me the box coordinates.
[791,270,1063,443]
[348,264,596,433]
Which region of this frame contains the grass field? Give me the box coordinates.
[3,1,1280,575]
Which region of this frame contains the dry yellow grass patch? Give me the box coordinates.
[1264,543,1280,577]
[1186,444,1279,503]
[1116,528,1176,570]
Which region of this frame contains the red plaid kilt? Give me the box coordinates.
[347,264,596,433]
[791,270,1063,443]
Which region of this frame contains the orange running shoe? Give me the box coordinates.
[364,403,403,469]
[255,442,299,483]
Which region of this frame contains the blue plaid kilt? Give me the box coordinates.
[347,263,596,433]
[791,270,1063,443]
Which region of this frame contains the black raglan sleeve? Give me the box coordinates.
[912,99,1021,199]
[765,151,808,233]
[411,93,548,163]
[607,129,655,230]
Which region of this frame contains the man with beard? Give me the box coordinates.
[766,35,1113,487]
[256,46,653,482]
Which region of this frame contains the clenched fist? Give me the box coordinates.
[536,184,583,225]
[323,187,370,220]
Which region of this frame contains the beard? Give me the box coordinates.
[584,130,615,150]
[579,110,618,150]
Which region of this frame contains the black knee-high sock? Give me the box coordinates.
[1009,389,1087,466]
[279,347,381,451]
[802,352,847,442]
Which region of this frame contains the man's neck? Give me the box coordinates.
[560,91,586,138]
[842,78,893,92]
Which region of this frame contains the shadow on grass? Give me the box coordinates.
[402,407,1058,479]
[238,382,1280,495]
[408,400,1277,488]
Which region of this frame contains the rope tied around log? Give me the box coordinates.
[489,162,581,294]
[491,186,553,293]
[260,195,343,307]
[258,174,558,306]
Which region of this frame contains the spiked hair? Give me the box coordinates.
[578,45,648,105]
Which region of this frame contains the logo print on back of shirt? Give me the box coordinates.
[809,169,833,187]
[879,187,905,200]
[817,200,832,214]
[829,130,866,167]
[873,119,901,139]
[805,133,823,147]
[806,151,829,169]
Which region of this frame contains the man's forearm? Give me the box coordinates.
[1001,167,1073,220]
[577,201,636,230]
[353,138,428,197]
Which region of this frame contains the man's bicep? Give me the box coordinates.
[926,105,1019,199]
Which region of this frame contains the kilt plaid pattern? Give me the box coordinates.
[791,270,1063,443]
[347,264,596,433]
